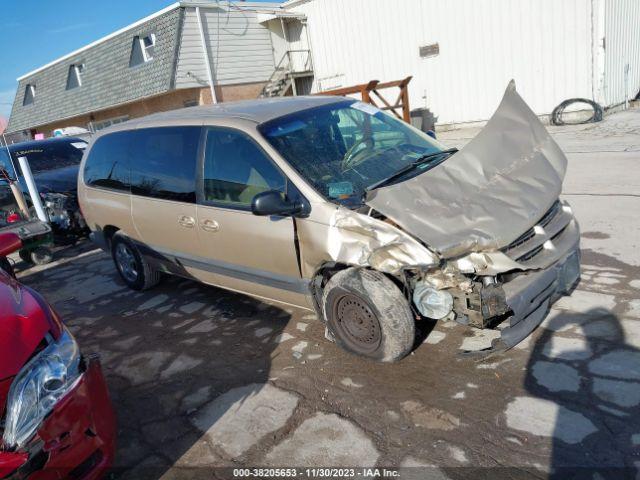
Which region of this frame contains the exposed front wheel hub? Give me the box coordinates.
[333,293,382,354]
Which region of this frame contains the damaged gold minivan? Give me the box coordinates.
[78,82,580,362]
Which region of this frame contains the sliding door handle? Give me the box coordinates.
[200,219,220,232]
[178,215,196,228]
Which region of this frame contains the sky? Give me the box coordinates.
[0,0,280,119]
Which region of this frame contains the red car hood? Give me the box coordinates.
[0,271,60,413]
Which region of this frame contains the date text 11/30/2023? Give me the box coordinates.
[232,468,402,478]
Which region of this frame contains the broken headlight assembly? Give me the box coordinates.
[2,328,81,449]
[412,281,454,319]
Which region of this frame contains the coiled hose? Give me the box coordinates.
[550,98,604,126]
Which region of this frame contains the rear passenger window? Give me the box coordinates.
[129,126,200,203]
[83,131,132,191]
[203,128,284,207]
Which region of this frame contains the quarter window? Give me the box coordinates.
[83,131,133,191]
[202,128,285,207]
[129,127,200,203]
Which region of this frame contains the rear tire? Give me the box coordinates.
[322,268,415,362]
[111,233,162,291]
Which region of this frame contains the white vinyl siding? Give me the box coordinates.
[175,6,275,89]
[291,0,597,125]
[602,0,640,107]
[289,0,640,124]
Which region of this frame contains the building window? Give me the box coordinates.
[129,33,155,67]
[66,64,84,90]
[142,33,156,58]
[89,115,130,132]
[23,84,35,106]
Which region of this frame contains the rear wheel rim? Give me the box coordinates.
[115,243,138,283]
[332,293,382,354]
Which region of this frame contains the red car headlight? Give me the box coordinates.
[2,328,81,449]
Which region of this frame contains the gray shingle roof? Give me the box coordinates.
[7,7,182,133]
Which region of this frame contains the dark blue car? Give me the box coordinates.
[0,136,89,241]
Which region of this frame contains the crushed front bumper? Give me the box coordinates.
[0,356,116,480]
[495,244,581,350]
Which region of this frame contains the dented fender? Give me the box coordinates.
[366,81,568,258]
[296,204,439,278]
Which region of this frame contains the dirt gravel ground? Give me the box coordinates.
[14,108,640,479]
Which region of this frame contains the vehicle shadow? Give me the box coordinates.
[524,307,640,479]
[18,246,294,480]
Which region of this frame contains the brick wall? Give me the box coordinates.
[200,82,267,104]
[34,82,266,137]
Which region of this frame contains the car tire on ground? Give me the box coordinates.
[19,249,32,264]
[111,233,162,291]
[30,247,54,266]
[322,267,415,362]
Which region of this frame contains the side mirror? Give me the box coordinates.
[0,233,22,257]
[251,190,303,217]
[426,130,437,139]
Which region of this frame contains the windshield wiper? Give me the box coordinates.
[365,148,458,192]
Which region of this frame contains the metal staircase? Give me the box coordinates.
[260,49,312,98]
[261,68,293,97]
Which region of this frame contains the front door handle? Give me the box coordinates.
[178,215,196,228]
[200,219,220,232]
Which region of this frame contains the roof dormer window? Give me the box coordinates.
[23,84,35,106]
[129,33,156,67]
[66,64,84,90]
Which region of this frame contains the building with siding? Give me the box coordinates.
[7,1,314,139]
[10,0,639,136]
[283,0,640,126]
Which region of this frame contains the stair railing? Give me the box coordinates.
[260,49,312,98]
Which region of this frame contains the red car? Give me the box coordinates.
[0,233,115,479]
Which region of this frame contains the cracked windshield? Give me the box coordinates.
[260,100,450,205]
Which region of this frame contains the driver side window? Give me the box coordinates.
[202,128,285,208]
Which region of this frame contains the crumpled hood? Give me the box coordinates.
[366,81,567,258]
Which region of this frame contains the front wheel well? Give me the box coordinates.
[310,263,350,318]
[310,263,411,318]
[322,267,415,361]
